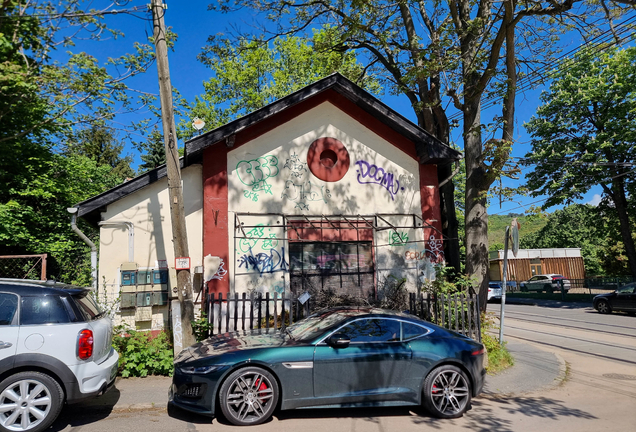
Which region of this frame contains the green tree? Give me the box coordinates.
[65,125,135,179]
[135,126,167,173]
[1,1,156,283]
[208,0,627,306]
[177,28,380,139]
[520,205,609,276]
[523,46,636,278]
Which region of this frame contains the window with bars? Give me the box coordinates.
[288,241,375,299]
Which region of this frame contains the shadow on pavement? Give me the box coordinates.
[415,396,598,432]
[270,395,597,431]
[50,386,121,432]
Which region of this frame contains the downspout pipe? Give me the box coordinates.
[97,221,134,263]
[67,208,97,291]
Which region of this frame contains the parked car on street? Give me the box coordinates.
[520,274,571,293]
[593,283,636,315]
[488,283,503,302]
[170,306,486,426]
[0,279,119,432]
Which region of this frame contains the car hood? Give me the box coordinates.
[594,292,616,300]
[176,329,291,363]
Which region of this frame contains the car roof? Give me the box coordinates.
[0,278,89,296]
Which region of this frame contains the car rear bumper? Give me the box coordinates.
[66,348,119,403]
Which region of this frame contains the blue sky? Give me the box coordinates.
[70,0,620,215]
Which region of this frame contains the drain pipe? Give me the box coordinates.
[97,221,134,263]
[67,208,97,291]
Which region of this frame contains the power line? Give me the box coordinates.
[447,13,636,121]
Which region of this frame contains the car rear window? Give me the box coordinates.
[0,293,18,325]
[21,295,70,325]
[73,292,104,321]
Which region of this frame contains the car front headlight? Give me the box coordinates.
[178,365,220,375]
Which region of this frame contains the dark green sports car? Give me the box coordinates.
[169,307,486,426]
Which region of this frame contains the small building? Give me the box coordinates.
[75,74,461,330]
[489,248,586,285]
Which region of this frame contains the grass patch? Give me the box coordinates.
[481,313,514,375]
[482,332,514,375]
[507,292,594,303]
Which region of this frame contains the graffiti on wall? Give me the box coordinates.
[243,190,259,202]
[404,236,445,263]
[284,153,307,178]
[281,180,331,210]
[388,231,409,247]
[210,259,228,280]
[354,160,404,201]
[237,156,279,195]
[239,224,279,253]
[237,247,289,275]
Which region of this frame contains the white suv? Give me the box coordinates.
[0,279,119,432]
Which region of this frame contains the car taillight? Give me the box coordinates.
[471,347,486,356]
[78,329,94,360]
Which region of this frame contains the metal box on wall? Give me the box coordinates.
[137,271,152,285]
[121,270,136,286]
[121,293,136,309]
[153,269,168,285]
[136,292,152,307]
[152,292,168,306]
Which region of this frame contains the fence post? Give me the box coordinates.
[265,292,270,331]
[475,294,482,343]
[273,292,278,330]
[249,292,254,331]
[208,293,214,337]
[281,292,287,332]
[257,293,262,329]
[241,292,246,331]
[217,292,223,334]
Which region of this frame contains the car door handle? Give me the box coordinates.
[0,341,13,349]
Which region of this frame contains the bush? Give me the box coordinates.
[112,327,174,377]
[481,313,514,374]
[192,313,214,342]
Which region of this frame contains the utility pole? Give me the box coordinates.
[150,0,195,351]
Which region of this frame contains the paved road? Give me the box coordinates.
[490,302,636,365]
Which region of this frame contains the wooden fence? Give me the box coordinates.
[203,291,481,342]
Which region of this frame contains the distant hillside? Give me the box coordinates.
[488,213,548,250]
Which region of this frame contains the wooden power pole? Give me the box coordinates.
[150,0,195,351]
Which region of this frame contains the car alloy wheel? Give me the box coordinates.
[219,367,279,426]
[423,365,471,419]
[0,372,63,432]
[596,300,611,314]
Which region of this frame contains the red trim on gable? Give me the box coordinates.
[226,89,418,161]
[202,146,230,294]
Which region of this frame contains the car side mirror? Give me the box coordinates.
[327,333,350,349]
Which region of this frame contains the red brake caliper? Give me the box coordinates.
[258,381,268,403]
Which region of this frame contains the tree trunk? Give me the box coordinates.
[612,178,636,278]
[463,97,490,310]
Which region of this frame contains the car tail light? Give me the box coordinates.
[471,347,486,356]
[77,329,94,360]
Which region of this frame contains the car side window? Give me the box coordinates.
[20,295,70,325]
[339,318,401,343]
[0,293,19,326]
[402,322,429,341]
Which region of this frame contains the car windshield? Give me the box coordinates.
[617,284,635,294]
[286,309,358,342]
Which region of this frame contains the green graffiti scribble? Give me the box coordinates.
[389,231,409,246]
[236,155,279,195]
[243,190,259,202]
[239,224,279,253]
